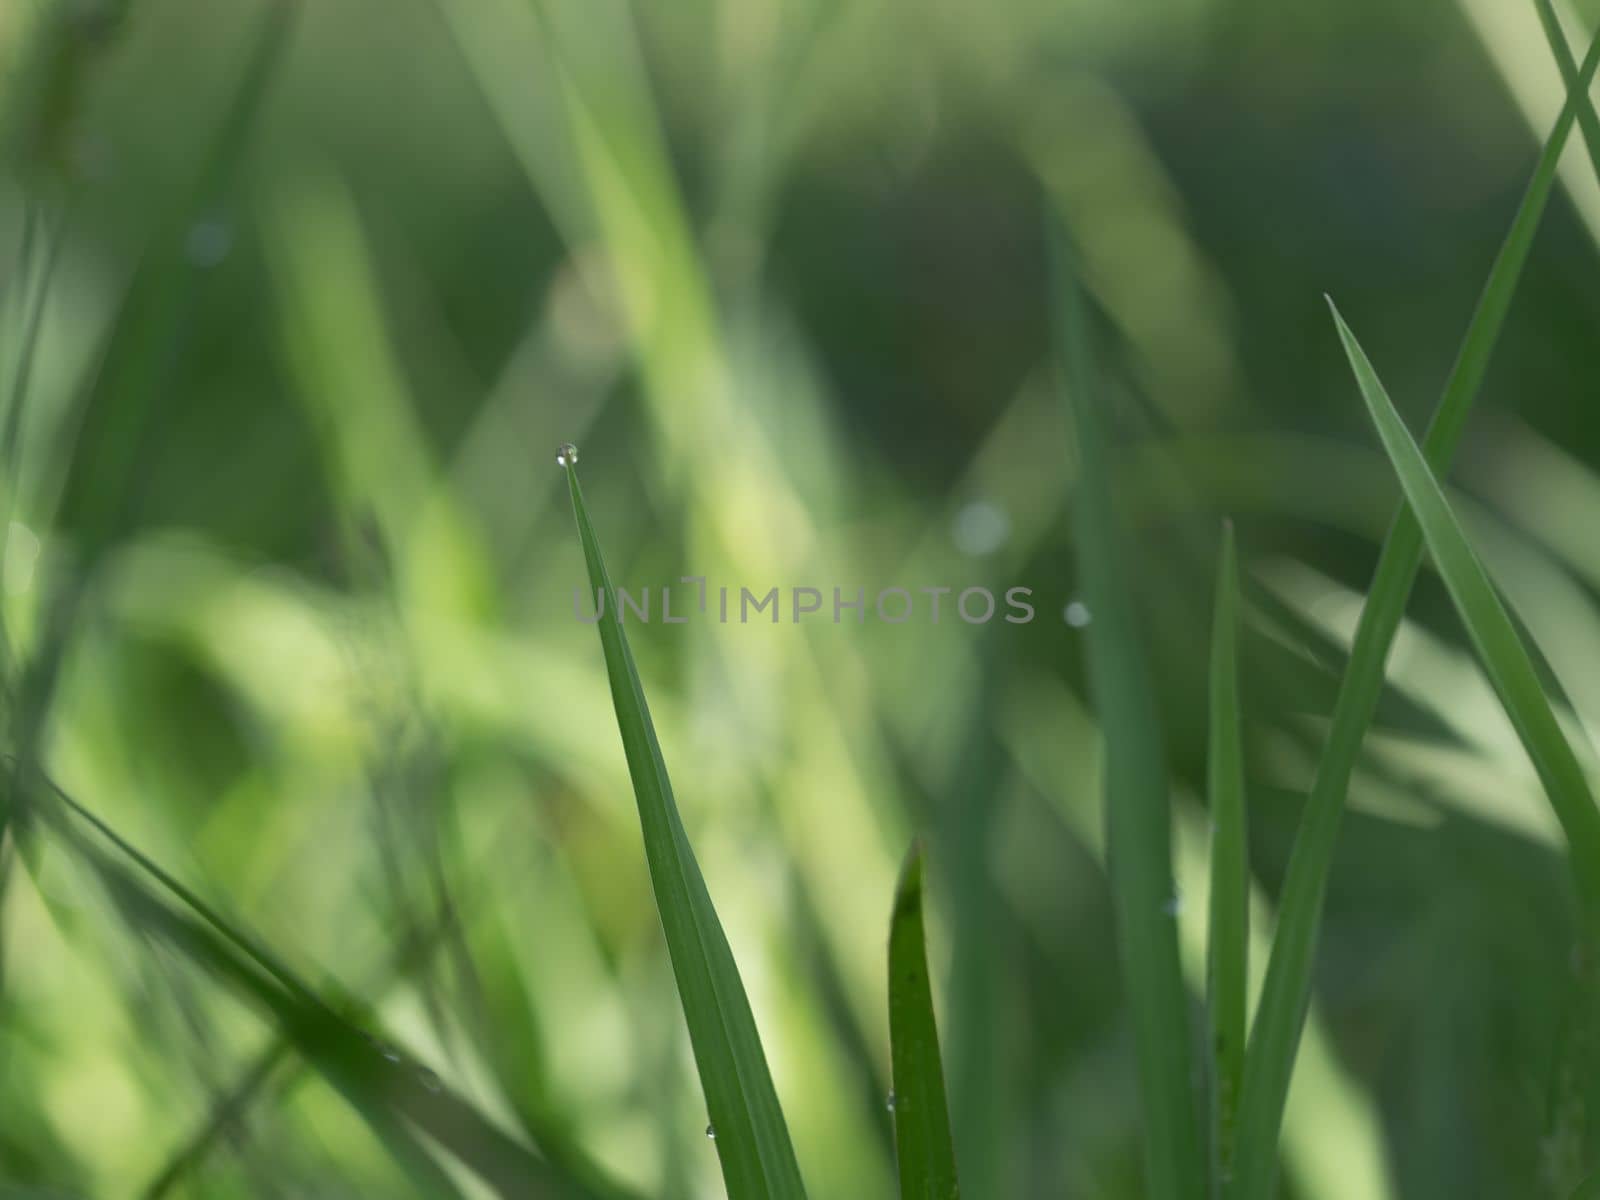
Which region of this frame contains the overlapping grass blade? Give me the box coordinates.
[48,820,457,1198]
[564,459,808,1200]
[1052,232,1203,1200]
[143,1040,293,1198]
[1206,523,1248,1185]
[23,768,633,1200]
[1328,302,1600,901]
[1227,26,1600,1199]
[1532,0,1600,183]
[1332,300,1600,1193]
[141,867,628,1200]
[887,841,959,1200]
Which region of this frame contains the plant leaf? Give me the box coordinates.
[26,768,634,1200]
[1207,522,1248,1184]
[49,816,488,1198]
[1053,231,1204,1200]
[1532,0,1600,185]
[888,841,960,1200]
[1227,25,1600,1200]
[1328,300,1600,904]
[565,461,808,1200]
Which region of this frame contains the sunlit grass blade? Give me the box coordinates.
[142,1039,292,1198]
[564,454,808,1200]
[1206,522,1248,1185]
[1532,0,1600,184]
[1328,301,1600,902]
[1052,232,1203,1200]
[24,768,634,1200]
[887,841,959,1200]
[142,876,629,1200]
[1227,26,1600,1200]
[52,826,462,1199]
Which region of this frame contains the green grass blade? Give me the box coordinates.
[1227,27,1600,1200]
[564,455,808,1200]
[1053,233,1203,1200]
[1328,301,1600,903]
[1532,0,1600,185]
[52,825,464,1199]
[142,1040,293,1198]
[887,841,960,1200]
[1333,302,1600,1193]
[1206,522,1248,1184]
[24,768,635,1200]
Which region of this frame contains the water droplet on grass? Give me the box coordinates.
[1162,893,1183,917]
[556,442,579,467]
[886,1090,897,1112]
[705,1123,716,1141]
[1064,600,1092,627]
[951,500,1011,557]
[185,218,233,268]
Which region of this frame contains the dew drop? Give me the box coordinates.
[556,441,580,467]
[705,1123,717,1141]
[951,500,1011,557]
[185,218,233,268]
[418,1068,442,1093]
[1162,893,1184,918]
[885,1090,897,1113]
[1063,600,1092,628]
[381,1046,401,1063]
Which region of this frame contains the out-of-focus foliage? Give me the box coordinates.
[2,0,1600,1195]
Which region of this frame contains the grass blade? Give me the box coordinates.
[1532,0,1600,185]
[20,766,635,1200]
[563,452,808,1200]
[1053,233,1203,1200]
[1227,27,1600,1200]
[1332,301,1600,1193]
[1328,301,1600,902]
[48,820,464,1199]
[887,841,960,1200]
[1207,522,1248,1184]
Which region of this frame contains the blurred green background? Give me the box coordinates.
[4,0,1600,1195]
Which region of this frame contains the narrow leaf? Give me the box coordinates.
[1333,301,1600,1194]
[51,821,472,1199]
[1053,233,1204,1200]
[1532,0,1600,185]
[26,768,632,1200]
[1228,26,1600,1200]
[1328,301,1600,904]
[564,453,808,1200]
[887,841,960,1200]
[1207,522,1248,1183]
